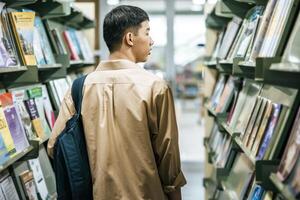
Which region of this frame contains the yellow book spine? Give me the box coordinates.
[0,107,16,157]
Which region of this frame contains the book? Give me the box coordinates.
[289,157,300,197]
[235,9,262,58]
[34,16,55,65]
[19,170,39,200]
[246,97,268,149]
[242,96,263,145]
[41,85,55,129]
[0,103,16,157]
[258,0,295,57]
[263,105,289,160]
[68,29,84,60]
[0,6,19,67]
[28,158,49,200]
[27,87,51,138]
[33,24,46,65]
[10,89,37,140]
[256,103,282,160]
[226,89,239,123]
[215,76,235,113]
[75,31,94,62]
[24,99,45,139]
[0,133,8,165]
[217,17,242,59]
[251,99,273,155]
[277,107,300,181]
[0,171,20,200]
[249,185,264,200]
[38,146,56,198]
[51,28,67,55]
[234,82,262,134]
[210,75,226,110]
[249,0,277,62]
[63,31,80,60]
[8,11,36,66]
[0,93,30,153]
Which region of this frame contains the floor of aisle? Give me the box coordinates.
[175,98,205,200]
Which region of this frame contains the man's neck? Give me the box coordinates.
[109,51,136,63]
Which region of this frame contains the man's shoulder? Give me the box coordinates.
[138,69,169,89]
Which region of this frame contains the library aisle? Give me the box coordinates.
[175,98,205,200]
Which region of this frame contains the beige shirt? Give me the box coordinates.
[48,59,186,200]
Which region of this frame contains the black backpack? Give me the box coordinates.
[53,75,93,200]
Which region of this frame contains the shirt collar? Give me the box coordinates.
[96,59,142,71]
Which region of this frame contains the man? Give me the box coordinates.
[48,5,186,200]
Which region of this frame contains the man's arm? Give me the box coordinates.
[47,89,75,158]
[150,82,186,198]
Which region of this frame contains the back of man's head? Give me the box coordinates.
[103,5,149,53]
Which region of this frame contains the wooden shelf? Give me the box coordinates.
[3,0,37,7]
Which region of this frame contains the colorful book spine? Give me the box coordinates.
[24,99,45,139]
[0,104,16,157]
[0,93,30,152]
[256,103,282,160]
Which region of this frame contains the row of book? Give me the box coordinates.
[0,145,56,200]
[0,6,94,68]
[0,84,55,165]
[206,73,300,199]
[207,105,300,200]
[211,0,299,66]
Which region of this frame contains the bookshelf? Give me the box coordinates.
[203,0,300,199]
[0,0,96,199]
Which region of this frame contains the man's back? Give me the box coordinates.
[48,60,186,199]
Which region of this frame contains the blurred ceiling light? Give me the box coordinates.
[207,0,218,4]
[107,0,120,5]
[192,0,206,5]
[191,4,203,11]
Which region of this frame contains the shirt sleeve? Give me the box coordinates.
[47,89,75,158]
[151,83,187,193]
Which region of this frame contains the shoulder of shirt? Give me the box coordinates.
[139,69,169,91]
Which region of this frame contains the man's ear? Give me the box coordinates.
[125,32,134,47]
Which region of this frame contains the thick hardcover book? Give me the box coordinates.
[19,170,39,200]
[11,90,37,140]
[0,93,30,153]
[256,103,282,160]
[24,99,45,139]
[0,171,20,200]
[8,12,36,66]
[277,107,300,181]
[251,100,273,155]
[28,158,49,200]
[0,103,16,158]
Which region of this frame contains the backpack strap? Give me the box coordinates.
[71,75,87,114]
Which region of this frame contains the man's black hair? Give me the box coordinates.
[103,5,149,52]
